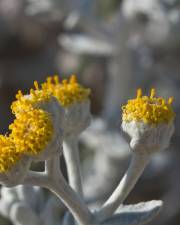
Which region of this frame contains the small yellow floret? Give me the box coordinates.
[11,81,51,115]
[0,135,20,173]
[122,88,175,125]
[42,75,91,107]
[9,109,53,155]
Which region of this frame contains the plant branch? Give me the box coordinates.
[24,155,93,225]
[63,135,83,197]
[23,171,48,186]
[97,152,151,220]
[45,155,93,225]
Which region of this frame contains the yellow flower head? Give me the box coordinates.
[0,135,20,173]
[9,109,53,155]
[11,81,51,115]
[42,75,91,107]
[122,88,175,125]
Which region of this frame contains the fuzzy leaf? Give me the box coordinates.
[101,200,163,225]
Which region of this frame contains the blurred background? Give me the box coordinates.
[0,0,180,225]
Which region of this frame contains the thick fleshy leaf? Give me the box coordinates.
[101,200,163,225]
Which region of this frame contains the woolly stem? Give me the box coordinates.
[24,156,93,225]
[63,135,83,197]
[97,152,151,220]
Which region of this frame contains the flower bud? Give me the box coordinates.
[63,101,91,136]
[10,83,65,161]
[42,75,91,136]
[32,97,65,160]
[122,121,174,153]
[122,89,175,153]
[9,107,62,161]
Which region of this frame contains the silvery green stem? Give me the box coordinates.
[46,171,93,225]
[24,156,93,225]
[24,171,48,186]
[63,135,83,197]
[97,152,151,220]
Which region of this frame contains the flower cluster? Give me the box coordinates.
[122,88,175,125]
[9,109,53,155]
[0,80,56,174]
[0,136,20,173]
[0,75,90,174]
[42,75,91,107]
[122,88,175,153]
[11,81,51,115]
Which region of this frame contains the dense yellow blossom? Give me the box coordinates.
[122,88,175,125]
[0,75,89,172]
[11,81,51,115]
[9,109,53,155]
[0,135,20,173]
[42,75,91,107]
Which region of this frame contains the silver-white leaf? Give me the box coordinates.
[101,200,163,225]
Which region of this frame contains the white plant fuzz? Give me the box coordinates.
[96,152,150,220]
[63,101,91,136]
[0,156,31,187]
[63,135,84,197]
[122,120,174,153]
[63,101,91,196]
[32,97,65,161]
[61,100,91,225]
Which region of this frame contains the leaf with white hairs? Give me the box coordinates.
[100,200,163,225]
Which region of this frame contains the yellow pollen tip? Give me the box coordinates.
[47,77,52,84]
[16,90,23,100]
[30,88,35,95]
[11,82,51,115]
[54,75,59,84]
[70,74,77,83]
[41,75,91,107]
[150,88,156,98]
[34,81,39,90]
[122,88,175,125]
[168,97,173,105]
[62,79,68,85]
[137,88,142,98]
[162,99,165,105]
